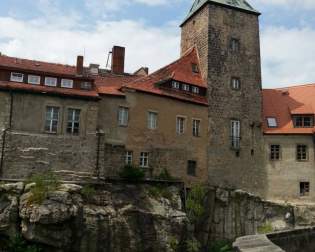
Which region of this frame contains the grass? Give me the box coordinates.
[81,184,96,199]
[186,184,206,223]
[26,171,60,205]
[119,165,145,182]
[155,169,177,181]
[147,185,173,201]
[7,234,42,252]
[257,222,273,234]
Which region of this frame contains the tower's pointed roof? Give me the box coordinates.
[181,0,260,26]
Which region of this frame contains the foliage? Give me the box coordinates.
[147,185,173,201]
[257,222,273,234]
[208,240,233,252]
[7,235,42,252]
[186,238,201,252]
[156,169,177,181]
[119,165,145,182]
[26,171,60,205]
[81,184,96,199]
[169,236,179,252]
[186,184,206,223]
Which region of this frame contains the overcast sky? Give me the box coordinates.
[0,0,314,88]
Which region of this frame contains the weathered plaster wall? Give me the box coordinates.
[181,3,266,196]
[264,135,315,202]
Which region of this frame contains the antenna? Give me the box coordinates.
[106,51,112,69]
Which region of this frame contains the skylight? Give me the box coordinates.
[267,117,277,128]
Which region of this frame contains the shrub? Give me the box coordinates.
[186,184,206,223]
[257,222,273,234]
[186,238,201,252]
[147,185,173,201]
[169,236,179,251]
[8,235,42,252]
[119,165,145,182]
[208,240,233,252]
[81,185,96,199]
[26,171,60,205]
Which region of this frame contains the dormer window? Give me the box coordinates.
[182,84,190,91]
[293,116,314,128]
[172,81,180,89]
[192,63,199,73]
[61,79,74,88]
[267,117,277,128]
[192,86,199,94]
[45,77,57,87]
[10,72,24,82]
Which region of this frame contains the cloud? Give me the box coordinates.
[0,16,181,75]
[261,26,315,87]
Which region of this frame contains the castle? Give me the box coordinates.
[0,0,312,203]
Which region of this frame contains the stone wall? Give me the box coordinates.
[181,3,266,197]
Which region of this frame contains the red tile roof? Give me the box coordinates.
[123,47,208,106]
[0,81,99,99]
[0,55,78,77]
[263,84,315,134]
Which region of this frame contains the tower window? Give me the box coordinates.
[230,38,240,52]
[231,120,241,149]
[231,77,241,90]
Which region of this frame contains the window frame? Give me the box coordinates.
[230,119,241,149]
[300,182,310,197]
[61,79,74,88]
[10,72,24,82]
[231,77,241,90]
[140,152,149,168]
[192,119,201,137]
[293,115,314,128]
[66,108,81,135]
[28,75,41,85]
[296,144,308,162]
[172,81,180,89]
[45,77,58,87]
[176,116,186,135]
[187,160,197,177]
[118,106,129,127]
[270,144,281,161]
[44,106,60,134]
[182,84,190,92]
[125,151,133,165]
[192,86,200,94]
[147,111,158,130]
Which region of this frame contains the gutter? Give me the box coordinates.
[0,90,13,177]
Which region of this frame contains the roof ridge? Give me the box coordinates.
[274,83,315,89]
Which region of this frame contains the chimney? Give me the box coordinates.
[76,55,84,75]
[111,46,125,74]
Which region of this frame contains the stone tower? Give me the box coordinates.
[181,0,266,196]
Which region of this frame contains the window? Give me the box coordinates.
[45,106,59,133]
[140,152,149,168]
[28,75,40,85]
[231,120,241,149]
[297,145,308,161]
[125,151,133,165]
[270,145,281,161]
[300,182,310,197]
[231,38,240,52]
[81,82,92,90]
[231,78,241,90]
[45,77,57,87]
[10,72,24,82]
[172,81,180,89]
[192,64,199,73]
[148,111,158,130]
[118,107,129,126]
[193,119,201,137]
[61,79,74,88]
[176,117,185,134]
[67,108,80,135]
[293,116,314,128]
[187,160,197,176]
[192,86,199,94]
[267,117,277,128]
[182,84,190,91]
